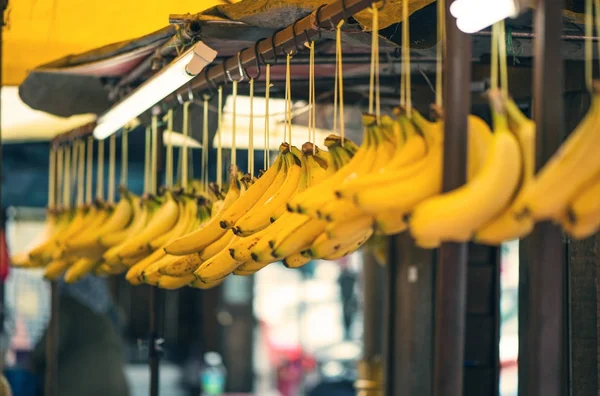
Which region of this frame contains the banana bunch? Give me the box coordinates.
[128,138,358,289]
[512,85,600,240]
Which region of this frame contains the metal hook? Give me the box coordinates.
[265,33,280,64]
[291,20,311,52]
[282,27,297,56]
[203,67,217,96]
[236,51,247,82]
[186,83,194,102]
[314,4,328,39]
[176,92,185,105]
[246,42,262,80]
[223,62,233,85]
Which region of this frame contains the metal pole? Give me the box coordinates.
[433,2,471,396]
[519,0,567,395]
[149,112,165,396]
[46,282,60,396]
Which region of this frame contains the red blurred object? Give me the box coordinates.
[0,229,10,282]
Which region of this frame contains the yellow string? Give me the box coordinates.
[491,23,499,91]
[311,42,317,154]
[121,127,129,187]
[151,115,158,195]
[369,7,377,117]
[232,80,238,168]
[48,146,56,209]
[86,137,93,204]
[165,109,174,188]
[336,20,346,143]
[265,64,271,168]
[63,145,71,209]
[56,147,64,209]
[108,134,116,204]
[144,127,151,194]
[96,139,104,201]
[595,0,600,81]
[285,53,293,145]
[71,142,79,205]
[402,0,410,117]
[182,102,191,190]
[435,0,444,108]
[249,78,255,177]
[586,0,593,92]
[498,21,509,97]
[309,40,316,153]
[203,96,210,190]
[217,86,224,187]
[333,34,339,135]
[77,141,85,206]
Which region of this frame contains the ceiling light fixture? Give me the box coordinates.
[450,0,523,34]
[93,41,217,140]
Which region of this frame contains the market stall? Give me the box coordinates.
[3,0,600,396]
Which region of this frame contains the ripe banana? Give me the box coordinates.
[410,103,522,248]
[476,95,536,244]
[518,90,600,220]
[64,257,101,284]
[164,173,241,255]
[157,274,196,290]
[282,253,311,268]
[194,242,242,283]
[43,259,71,280]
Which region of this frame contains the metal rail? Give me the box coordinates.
[433,1,471,396]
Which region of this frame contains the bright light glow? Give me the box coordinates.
[450,0,519,34]
[1,86,96,142]
[163,130,202,149]
[93,42,217,140]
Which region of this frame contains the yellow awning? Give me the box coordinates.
[3,0,223,86]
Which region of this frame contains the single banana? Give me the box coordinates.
[233,260,270,275]
[117,192,180,259]
[517,90,600,220]
[305,225,374,259]
[270,218,327,261]
[99,196,150,247]
[189,277,225,289]
[164,173,241,255]
[125,248,166,285]
[410,104,522,248]
[219,154,284,229]
[282,253,311,268]
[194,242,242,283]
[233,151,303,236]
[43,259,71,280]
[159,253,203,277]
[374,209,408,235]
[64,257,101,284]
[475,95,536,244]
[322,230,373,260]
[157,274,196,290]
[200,230,235,261]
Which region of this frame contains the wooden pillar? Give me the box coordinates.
[519,1,567,395]
[433,1,471,395]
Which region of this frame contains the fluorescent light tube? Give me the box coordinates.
[450,0,519,34]
[93,41,217,140]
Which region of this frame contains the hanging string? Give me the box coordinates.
[182,102,191,190]
[586,0,593,92]
[203,96,210,190]
[264,65,271,168]
[151,115,158,195]
[165,109,174,188]
[96,139,104,201]
[308,40,316,153]
[248,79,255,176]
[336,21,346,143]
[108,134,116,204]
[491,23,499,91]
[56,147,64,209]
[333,32,340,136]
[77,141,85,206]
[498,21,509,97]
[232,80,238,168]
[121,127,129,187]
[285,53,293,145]
[70,141,79,202]
[435,0,445,108]
[63,145,71,209]
[402,0,410,117]
[144,127,151,194]
[86,137,93,204]
[217,86,224,187]
[369,6,381,121]
[48,146,56,209]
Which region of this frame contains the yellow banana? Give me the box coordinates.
[64,257,101,283]
[374,209,408,235]
[282,252,311,268]
[200,230,235,261]
[233,151,303,236]
[219,154,284,229]
[410,105,522,248]
[189,278,225,289]
[126,248,166,285]
[305,225,374,259]
[99,196,149,247]
[157,274,196,290]
[322,230,373,260]
[271,218,326,260]
[43,259,71,280]
[476,96,536,244]
[159,253,203,277]
[194,242,242,283]
[233,260,269,275]
[164,174,241,255]
[518,91,600,220]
